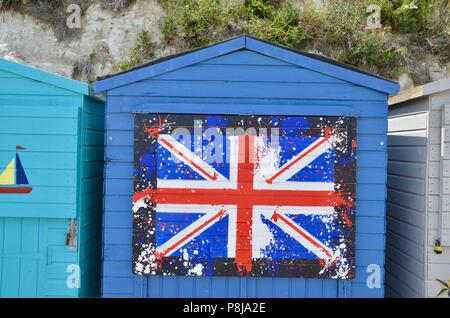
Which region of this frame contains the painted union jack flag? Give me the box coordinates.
[133,114,357,278]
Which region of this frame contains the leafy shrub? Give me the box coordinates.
[245,2,308,48]
[391,0,430,33]
[246,0,281,19]
[115,30,155,72]
[159,0,411,77]
[320,0,402,74]
[387,0,449,36]
[161,0,244,47]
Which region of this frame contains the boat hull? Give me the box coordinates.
[0,186,32,194]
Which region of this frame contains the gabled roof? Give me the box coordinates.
[389,78,450,106]
[93,35,399,95]
[0,58,97,97]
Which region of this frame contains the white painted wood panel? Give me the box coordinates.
[388,113,428,132]
[387,99,429,297]
[439,105,450,245]
[388,86,450,297]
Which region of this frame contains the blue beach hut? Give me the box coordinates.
[0,59,105,297]
[94,36,399,298]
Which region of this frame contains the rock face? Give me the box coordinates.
[398,73,414,92]
[0,0,176,81]
[0,11,73,75]
[293,0,328,9]
[427,62,448,82]
[0,0,447,86]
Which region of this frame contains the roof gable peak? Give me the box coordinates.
[0,58,92,96]
[93,35,399,95]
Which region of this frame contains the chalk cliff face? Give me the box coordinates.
[0,0,448,90]
[0,0,176,81]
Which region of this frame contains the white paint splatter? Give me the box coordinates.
[257,141,280,176]
[188,264,204,276]
[133,198,148,213]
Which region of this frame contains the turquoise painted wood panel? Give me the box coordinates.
[0,135,77,153]
[0,78,79,96]
[0,105,79,118]
[77,96,105,298]
[0,69,20,78]
[0,217,80,297]
[0,106,79,218]
[0,96,81,107]
[41,219,79,298]
[0,58,90,95]
[0,59,105,298]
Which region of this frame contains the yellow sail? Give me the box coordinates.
[0,158,15,185]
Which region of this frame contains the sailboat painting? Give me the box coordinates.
[0,146,32,194]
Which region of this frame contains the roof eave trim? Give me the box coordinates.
[93,36,246,93]
[424,78,450,96]
[93,35,399,95]
[0,58,91,96]
[245,37,399,95]
[388,78,450,105]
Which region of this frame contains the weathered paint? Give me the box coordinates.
[0,59,105,297]
[95,36,399,298]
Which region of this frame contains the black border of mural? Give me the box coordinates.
[132,114,357,279]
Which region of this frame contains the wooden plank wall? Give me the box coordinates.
[0,218,81,297]
[426,93,450,297]
[102,50,389,298]
[0,68,80,297]
[77,97,105,297]
[386,97,429,297]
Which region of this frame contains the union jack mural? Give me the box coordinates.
[133,114,357,278]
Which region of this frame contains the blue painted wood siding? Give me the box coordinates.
[102,50,388,298]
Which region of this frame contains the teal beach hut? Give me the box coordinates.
[0,58,105,297]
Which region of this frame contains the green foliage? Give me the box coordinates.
[161,0,308,48]
[390,0,432,33]
[115,30,155,72]
[0,0,29,9]
[2,0,448,82]
[246,0,281,19]
[161,0,244,46]
[158,0,414,79]
[317,0,403,76]
[246,2,308,48]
